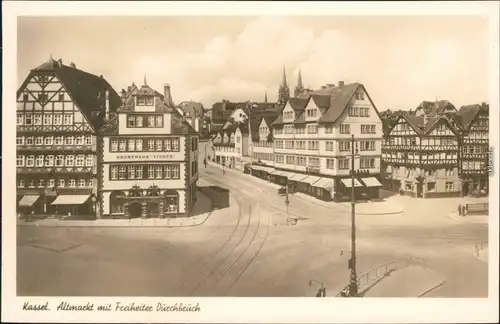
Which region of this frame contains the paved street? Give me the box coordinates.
[16,146,488,297]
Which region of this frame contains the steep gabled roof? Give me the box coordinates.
[178,101,204,118]
[456,104,483,130]
[18,57,122,130]
[388,112,460,136]
[317,83,360,123]
[415,100,456,116]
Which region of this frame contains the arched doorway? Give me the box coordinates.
[164,190,179,214]
[128,202,142,218]
[110,191,126,215]
[147,202,160,217]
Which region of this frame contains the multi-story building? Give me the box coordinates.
[98,80,199,219]
[456,103,489,196]
[381,112,462,198]
[16,57,120,218]
[270,81,384,201]
[212,124,250,171]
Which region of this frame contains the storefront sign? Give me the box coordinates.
[306,167,320,174]
[116,154,175,161]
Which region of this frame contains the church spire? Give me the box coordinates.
[143,74,147,86]
[294,69,305,97]
[281,65,288,87]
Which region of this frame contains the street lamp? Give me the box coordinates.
[349,134,358,297]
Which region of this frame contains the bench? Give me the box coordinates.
[466,203,488,215]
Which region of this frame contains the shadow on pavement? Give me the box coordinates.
[198,185,230,210]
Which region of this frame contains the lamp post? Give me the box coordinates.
[349,134,358,297]
[90,194,97,219]
[285,179,290,218]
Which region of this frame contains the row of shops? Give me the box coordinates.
[247,165,383,202]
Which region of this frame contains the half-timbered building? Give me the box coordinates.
[212,124,250,171]
[98,80,199,219]
[381,112,462,198]
[455,103,489,196]
[16,58,121,218]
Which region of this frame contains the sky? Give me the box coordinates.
[17,16,489,111]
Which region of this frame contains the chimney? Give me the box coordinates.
[164,83,172,105]
[121,89,126,100]
[70,62,76,68]
[105,90,110,120]
[327,83,335,88]
[338,81,344,88]
[321,86,327,89]
[57,59,63,66]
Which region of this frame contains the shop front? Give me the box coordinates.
[312,177,335,201]
[298,176,321,195]
[359,177,383,199]
[287,173,308,193]
[336,178,364,201]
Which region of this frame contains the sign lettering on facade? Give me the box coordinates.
[116,154,175,161]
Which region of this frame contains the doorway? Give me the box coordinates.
[128,202,142,218]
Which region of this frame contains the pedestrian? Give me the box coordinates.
[458,204,462,216]
[464,204,468,216]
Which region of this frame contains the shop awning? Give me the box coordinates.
[313,177,334,190]
[341,178,363,188]
[288,173,308,182]
[18,195,40,207]
[51,195,90,205]
[361,177,383,187]
[279,171,295,178]
[269,170,283,175]
[300,176,321,185]
[258,166,275,173]
[250,165,264,171]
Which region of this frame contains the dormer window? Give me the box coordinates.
[137,95,154,106]
[306,109,317,117]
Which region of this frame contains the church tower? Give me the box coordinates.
[278,65,290,105]
[294,69,305,97]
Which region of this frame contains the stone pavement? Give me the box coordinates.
[362,265,446,297]
[17,190,213,228]
[447,211,489,224]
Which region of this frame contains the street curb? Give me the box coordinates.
[418,279,447,298]
[16,190,214,229]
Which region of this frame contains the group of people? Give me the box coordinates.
[458,204,468,217]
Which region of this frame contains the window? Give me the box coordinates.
[306,124,318,134]
[361,124,376,134]
[128,139,135,151]
[172,138,179,151]
[148,116,155,127]
[148,140,155,151]
[65,136,73,145]
[156,139,163,151]
[172,165,180,179]
[43,114,52,125]
[308,157,320,168]
[53,115,62,125]
[63,114,73,125]
[325,126,333,134]
[16,155,25,167]
[338,158,349,169]
[47,179,55,188]
[35,155,44,167]
[55,136,63,145]
[34,115,42,125]
[17,137,24,145]
[76,155,85,166]
[339,141,351,152]
[44,137,53,145]
[111,166,118,180]
[25,137,33,145]
[58,93,64,101]
[286,155,295,165]
[119,140,126,151]
[360,158,375,169]
[236,136,240,144]
[25,114,33,125]
[119,166,127,179]
[135,139,143,151]
[275,155,285,164]
[75,136,84,145]
[26,155,35,167]
[128,166,136,179]
[339,124,350,134]
[445,182,454,192]
[135,166,143,179]
[65,155,74,167]
[58,179,65,188]
[18,180,25,188]
[137,96,146,106]
[45,155,54,167]
[128,115,136,127]
[360,141,375,151]
[326,158,335,169]
[155,116,163,127]
[147,97,154,105]
[85,135,92,145]
[29,180,36,188]
[55,155,64,166]
[111,139,118,152]
[155,166,163,179]
[308,141,319,151]
[297,156,307,166]
[35,137,43,145]
[17,114,24,125]
[69,179,76,188]
[38,179,45,188]
[136,116,143,127]
[78,178,86,188]
[306,109,317,118]
[355,91,365,100]
[445,168,454,176]
[148,166,155,179]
